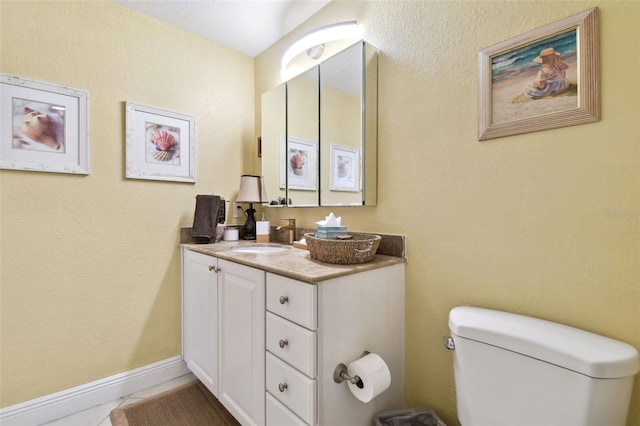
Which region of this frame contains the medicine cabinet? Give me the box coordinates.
[261,41,377,207]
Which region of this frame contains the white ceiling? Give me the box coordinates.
[113,0,331,57]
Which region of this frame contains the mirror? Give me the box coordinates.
[261,41,377,207]
[261,83,286,206]
[285,66,320,206]
[320,41,377,206]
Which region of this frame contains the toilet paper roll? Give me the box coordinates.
[346,353,391,403]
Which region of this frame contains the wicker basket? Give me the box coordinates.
[305,232,381,265]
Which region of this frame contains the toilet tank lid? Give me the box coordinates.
[449,306,640,379]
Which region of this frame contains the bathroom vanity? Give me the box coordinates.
[180,241,405,426]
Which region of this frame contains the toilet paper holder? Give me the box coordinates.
[333,351,370,388]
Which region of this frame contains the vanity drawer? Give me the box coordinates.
[266,352,316,425]
[267,273,317,330]
[266,312,316,377]
[266,392,308,426]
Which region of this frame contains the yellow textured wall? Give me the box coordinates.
[256,1,640,424]
[0,1,253,407]
[1,1,639,424]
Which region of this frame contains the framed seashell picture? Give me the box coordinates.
[125,101,195,182]
[1,74,90,174]
[329,143,359,192]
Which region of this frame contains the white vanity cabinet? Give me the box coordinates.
[182,245,405,426]
[265,274,318,425]
[217,258,265,426]
[181,249,265,426]
[265,264,405,426]
[182,249,218,396]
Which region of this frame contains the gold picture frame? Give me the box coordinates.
[478,8,599,141]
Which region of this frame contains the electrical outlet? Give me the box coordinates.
[233,202,243,218]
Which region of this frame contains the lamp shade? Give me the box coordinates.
[237,175,268,204]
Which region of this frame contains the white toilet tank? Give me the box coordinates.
[447,306,640,426]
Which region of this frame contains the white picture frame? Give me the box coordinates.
[279,135,317,191]
[0,74,90,174]
[330,143,359,192]
[125,101,196,183]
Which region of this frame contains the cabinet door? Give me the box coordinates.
[182,249,218,396]
[218,259,265,425]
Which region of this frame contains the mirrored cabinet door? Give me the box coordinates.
[260,41,377,208]
[261,83,286,206]
[361,42,378,206]
[286,66,320,207]
[320,41,365,206]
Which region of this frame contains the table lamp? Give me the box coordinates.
[236,175,267,240]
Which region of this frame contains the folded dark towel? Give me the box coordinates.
[191,195,223,244]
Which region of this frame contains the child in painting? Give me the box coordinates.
[513,47,572,102]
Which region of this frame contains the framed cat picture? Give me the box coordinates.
[0,74,90,174]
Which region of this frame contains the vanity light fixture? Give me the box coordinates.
[306,43,325,60]
[281,21,360,69]
[236,175,268,240]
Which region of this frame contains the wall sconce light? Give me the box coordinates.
[236,175,268,240]
[281,21,360,70]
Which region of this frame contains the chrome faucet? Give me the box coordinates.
[276,219,296,245]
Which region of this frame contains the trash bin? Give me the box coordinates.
[374,408,446,426]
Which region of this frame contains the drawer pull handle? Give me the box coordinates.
[278,382,288,392]
[279,339,288,348]
[279,295,289,304]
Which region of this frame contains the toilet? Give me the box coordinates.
[445,306,640,426]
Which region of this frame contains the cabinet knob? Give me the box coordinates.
[279,295,289,304]
[208,265,220,273]
[279,339,288,348]
[278,382,288,392]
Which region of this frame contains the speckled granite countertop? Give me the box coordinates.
[181,241,406,284]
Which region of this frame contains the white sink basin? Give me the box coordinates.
[233,245,291,254]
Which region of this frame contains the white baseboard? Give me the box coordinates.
[0,355,190,426]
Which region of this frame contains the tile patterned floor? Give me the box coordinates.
[39,373,197,426]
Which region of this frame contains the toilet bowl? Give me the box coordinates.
[445,306,640,426]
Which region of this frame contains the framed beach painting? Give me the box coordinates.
[125,102,196,183]
[0,74,90,174]
[478,8,599,141]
